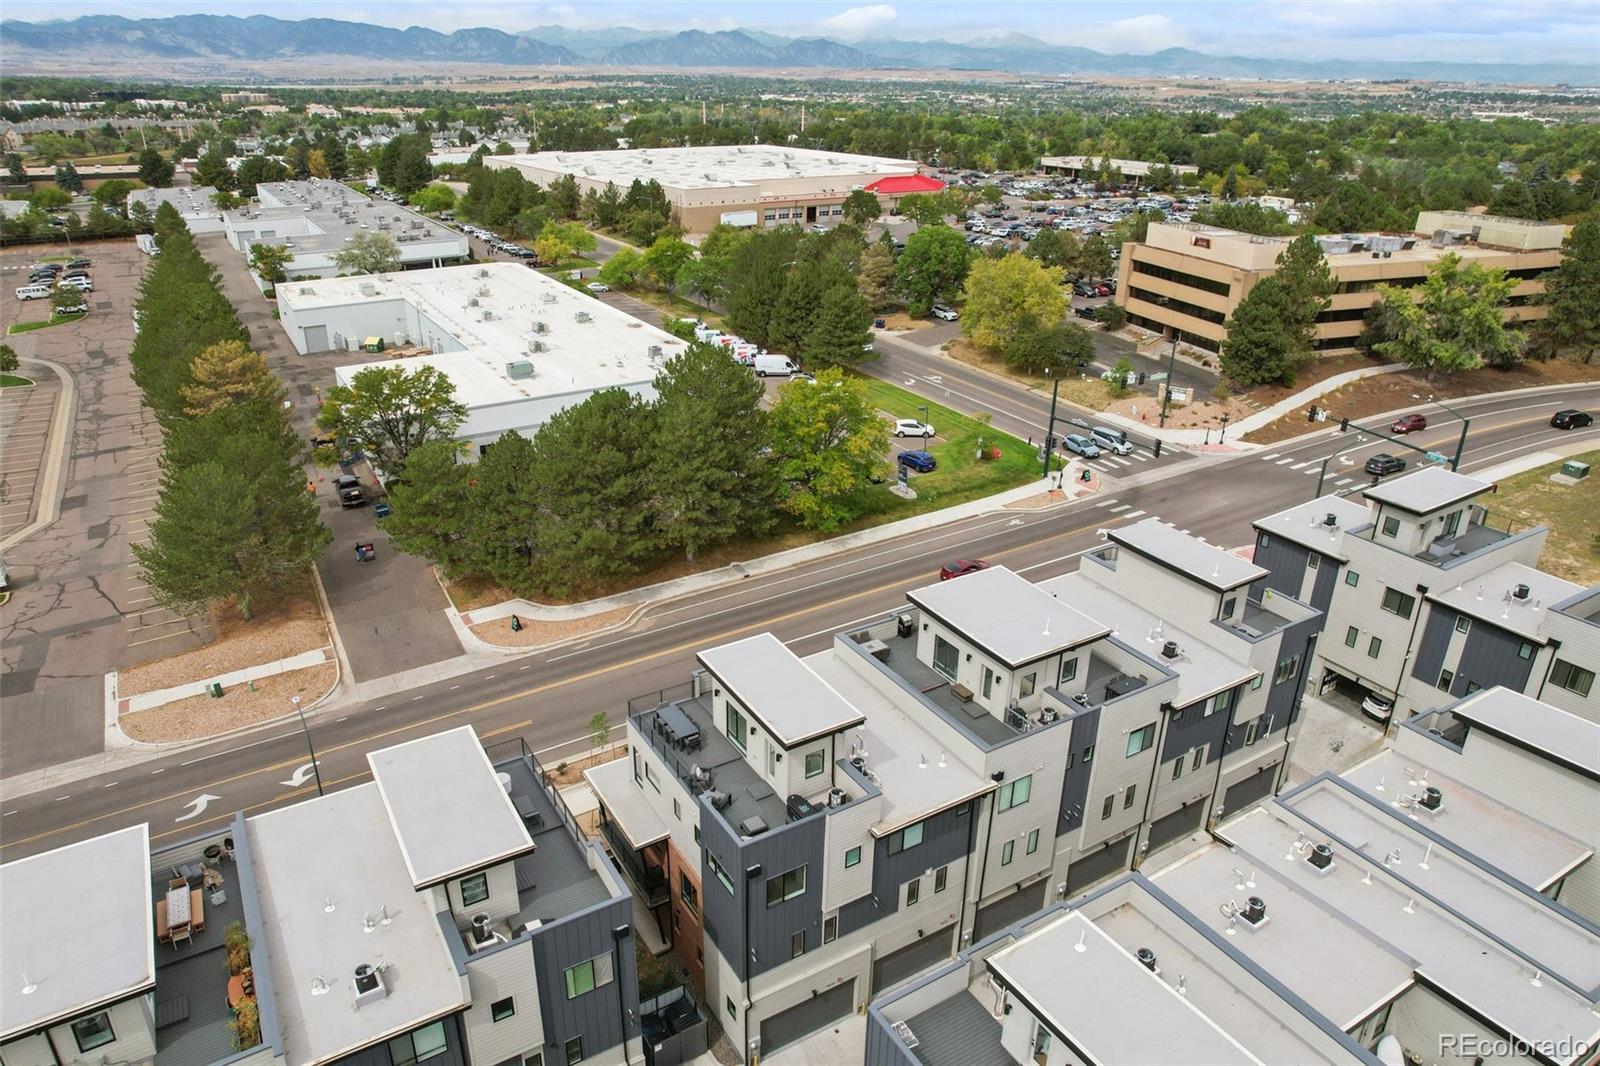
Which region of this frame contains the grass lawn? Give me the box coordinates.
[628,287,721,323]
[6,311,86,335]
[0,374,35,388]
[1490,449,1600,585]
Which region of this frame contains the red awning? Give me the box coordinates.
[863,174,945,195]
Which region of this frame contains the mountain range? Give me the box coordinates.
[2,14,1593,85]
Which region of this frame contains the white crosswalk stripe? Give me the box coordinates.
[1276,458,1296,465]
[1260,453,1280,461]
[1131,454,1150,462]
[1093,498,1120,508]
[1109,504,1130,513]
[1290,461,1312,470]
[1123,510,1146,518]
[1335,478,1353,486]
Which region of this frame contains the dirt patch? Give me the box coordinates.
[878,312,932,332]
[117,584,330,696]
[1243,358,1600,444]
[443,573,515,613]
[944,338,1049,390]
[119,662,337,743]
[470,605,636,648]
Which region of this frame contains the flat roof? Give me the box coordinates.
[1108,518,1268,592]
[1252,495,1371,559]
[584,758,668,851]
[906,565,1110,668]
[127,185,221,218]
[1449,687,1600,780]
[0,825,154,1040]
[488,144,918,192]
[1428,562,1582,642]
[283,262,686,411]
[698,633,865,747]
[1040,155,1199,176]
[368,725,535,889]
[247,784,467,1066]
[225,177,463,258]
[1361,467,1491,516]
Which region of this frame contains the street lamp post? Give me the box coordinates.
[1042,369,1061,477]
[1157,336,1178,428]
[291,695,324,797]
[1315,435,1368,497]
[1413,393,1471,471]
[1218,413,1231,443]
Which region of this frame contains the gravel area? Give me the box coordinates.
[470,605,635,648]
[117,586,330,696]
[119,662,338,744]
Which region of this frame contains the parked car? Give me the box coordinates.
[1550,409,1593,430]
[335,474,367,508]
[1391,413,1428,434]
[1073,306,1097,320]
[586,282,610,293]
[1063,433,1101,458]
[1090,426,1134,455]
[57,277,93,292]
[1365,453,1406,477]
[1361,692,1393,723]
[897,450,937,473]
[53,300,89,316]
[754,354,799,377]
[894,418,934,438]
[15,285,50,301]
[931,304,960,322]
[939,559,990,580]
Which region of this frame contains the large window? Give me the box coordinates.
[460,872,489,907]
[680,873,699,917]
[1551,659,1595,698]
[997,774,1032,811]
[887,821,924,854]
[1060,657,1078,686]
[492,997,516,1022]
[564,954,615,999]
[1126,724,1156,757]
[766,864,807,906]
[1274,655,1300,685]
[1381,587,1416,619]
[72,1013,115,1053]
[1381,517,1400,538]
[725,703,749,752]
[706,851,735,895]
[389,1022,449,1066]
[805,750,825,778]
[933,635,960,680]
[844,846,862,868]
[1018,672,1037,698]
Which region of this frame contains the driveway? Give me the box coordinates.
[193,234,463,682]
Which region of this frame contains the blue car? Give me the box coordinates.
[898,450,937,473]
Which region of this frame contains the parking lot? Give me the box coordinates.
[0,369,60,540]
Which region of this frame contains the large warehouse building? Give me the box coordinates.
[1039,155,1199,183]
[1114,210,1568,355]
[484,145,931,234]
[126,185,226,233]
[276,262,686,455]
[223,178,468,279]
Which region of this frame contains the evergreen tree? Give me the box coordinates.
[1488,181,1537,220]
[1221,278,1300,388]
[770,258,849,355]
[284,139,311,180]
[726,230,800,348]
[315,135,348,179]
[381,439,475,575]
[1004,319,1095,376]
[549,173,581,219]
[466,431,542,590]
[805,282,874,369]
[137,148,174,188]
[194,148,234,191]
[856,242,897,310]
[1537,220,1600,362]
[180,340,283,417]
[1079,234,1114,280]
[1272,234,1337,363]
[55,162,83,193]
[235,156,288,198]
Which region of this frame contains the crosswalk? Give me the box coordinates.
[1077,449,1166,477]
[1090,498,1204,537]
[1254,450,1360,488]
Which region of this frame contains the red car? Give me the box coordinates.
[1391,413,1428,434]
[940,559,990,580]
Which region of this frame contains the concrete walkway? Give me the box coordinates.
[112,646,334,715]
[0,356,75,552]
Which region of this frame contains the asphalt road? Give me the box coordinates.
[4,383,1594,861]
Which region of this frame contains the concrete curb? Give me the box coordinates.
[1467,438,1599,484]
[0,356,76,553]
[116,647,333,714]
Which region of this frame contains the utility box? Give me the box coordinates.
[361,336,386,353]
[1559,460,1589,480]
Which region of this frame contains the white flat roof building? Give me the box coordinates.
[1040,155,1200,179]
[277,262,686,450]
[127,185,226,233]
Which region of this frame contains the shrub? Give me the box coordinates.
[224,920,252,974]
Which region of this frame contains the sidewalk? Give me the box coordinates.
[113,647,333,715]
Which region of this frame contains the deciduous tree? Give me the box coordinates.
[1004,320,1094,376]
[856,241,897,311]
[841,189,882,227]
[768,370,887,531]
[317,364,467,476]
[248,242,294,285]
[961,253,1065,354]
[1371,253,1522,379]
[332,231,401,275]
[895,225,971,317]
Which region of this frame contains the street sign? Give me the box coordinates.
[1425,451,1449,465]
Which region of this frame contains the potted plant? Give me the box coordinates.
[224,922,252,975]
[230,997,261,1050]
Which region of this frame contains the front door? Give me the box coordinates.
[806,205,818,223]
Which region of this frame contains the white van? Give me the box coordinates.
[1090,425,1134,455]
[15,284,50,301]
[754,354,798,377]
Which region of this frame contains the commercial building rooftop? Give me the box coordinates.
[369,725,536,890]
[127,185,223,224]
[1362,467,1492,516]
[1446,687,1600,779]
[1108,517,1268,592]
[489,145,918,192]
[0,824,154,1041]
[1427,561,1582,641]
[906,566,1110,668]
[1252,495,1372,559]
[698,633,866,747]
[225,177,462,259]
[1039,155,1200,177]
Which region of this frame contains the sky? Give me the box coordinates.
[21,0,1600,65]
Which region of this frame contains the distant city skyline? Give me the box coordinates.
[18,0,1600,66]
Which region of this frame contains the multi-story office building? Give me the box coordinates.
[586,518,1321,1061]
[0,727,646,1066]
[1253,468,1598,722]
[867,686,1600,1066]
[1114,210,1567,355]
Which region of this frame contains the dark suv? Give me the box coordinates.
[1365,453,1406,477]
[1550,409,1593,430]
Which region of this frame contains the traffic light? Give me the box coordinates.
[1136,371,1147,385]
[1339,417,1350,432]
[1307,405,1320,423]
[1152,439,1163,458]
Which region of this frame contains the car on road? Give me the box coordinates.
[1361,692,1393,723]
[939,559,991,580]
[335,474,368,508]
[1063,433,1101,458]
[1365,453,1406,477]
[931,304,960,322]
[898,450,937,473]
[1391,413,1428,434]
[894,418,935,438]
[1550,409,1593,430]
[1090,426,1134,455]
[586,282,610,292]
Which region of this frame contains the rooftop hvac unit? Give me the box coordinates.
[541,292,558,304]
[506,360,535,379]
[574,311,592,324]
[1513,583,1531,600]
[468,297,478,306]
[1161,640,1180,659]
[359,282,377,297]
[477,268,489,278]
[647,345,663,359]
[479,285,491,297]
[352,964,387,1007]
[531,320,548,334]
[528,340,548,353]
[482,310,494,321]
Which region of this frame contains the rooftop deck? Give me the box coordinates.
[495,754,614,926]
[873,630,1016,745]
[904,987,1003,1066]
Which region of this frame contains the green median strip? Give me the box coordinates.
[7,312,86,335]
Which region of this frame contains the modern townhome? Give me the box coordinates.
[868,686,1600,1066]
[0,726,642,1066]
[1252,468,1598,722]
[585,520,1322,1062]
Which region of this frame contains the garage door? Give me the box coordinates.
[1224,764,1279,816]
[872,926,955,995]
[302,324,329,352]
[1066,837,1132,897]
[759,979,855,1056]
[973,881,1048,941]
[1147,800,1205,853]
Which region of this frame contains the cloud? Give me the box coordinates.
[1037,13,1191,54]
[820,4,898,39]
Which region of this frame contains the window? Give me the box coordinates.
[694,825,701,845]
[1244,721,1259,746]
[1345,571,1360,587]
[565,1037,584,1066]
[1082,745,1094,764]
[982,666,994,699]
[1100,795,1114,820]
[997,774,1032,811]
[933,635,960,680]
[71,1013,115,1053]
[492,997,516,1022]
[1060,657,1078,685]
[1172,756,1184,780]
[844,846,862,868]
[1344,626,1359,648]
[1367,636,1382,659]
[1027,828,1040,855]
[1381,516,1400,538]
[707,852,735,895]
[1019,672,1037,699]
[1126,724,1155,757]
[673,797,681,819]
[1381,587,1416,619]
[1250,675,1263,690]
[564,954,615,999]
[1466,681,1483,695]
[1455,615,1471,634]
[823,915,838,943]
[1438,668,1455,691]
[1307,553,1320,570]
[1442,509,1462,538]
[644,761,660,793]
[725,703,748,752]
[791,930,806,958]
[766,864,807,906]
[1123,784,1137,810]
[1551,659,1595,698]
[805,751,825,778]
[680,873,699,917]
[1212,689,1235,717]
[887,822,924,854]
[907,877,922,904]
[1221,596,1237,619]
[460,872,489,907]
[1274,655,1300,684]
[389,1022,449,1066]
[1517,642,1535,660]
[727,997,738,1019]
[1001,841,1015,866]
[1193,747,1204,770]
[935,865,949,893]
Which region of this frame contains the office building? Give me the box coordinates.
[1038,156,1199,184]
[1114,211,1568,354]
[484,146,930,234]
[276,262,686,456]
